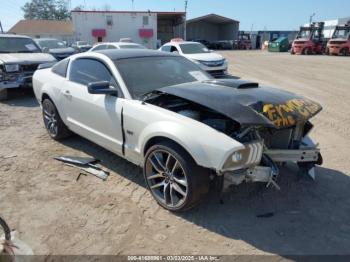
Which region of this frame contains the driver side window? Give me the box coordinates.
[70,58,115,86]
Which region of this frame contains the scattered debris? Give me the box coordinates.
[54,156,98,166]
[256,212,274,218]
[54,156,110,181]
[0,154,17,160]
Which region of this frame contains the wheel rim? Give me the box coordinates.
[145,150,188,208]
[43,102,58,137]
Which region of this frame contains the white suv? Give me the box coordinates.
[159,39,228,77]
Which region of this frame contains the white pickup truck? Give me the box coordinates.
[0,34,56,100]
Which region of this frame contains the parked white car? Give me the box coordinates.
[71,41,92,53]
[0,34,56,100]
[33,49,323,211]
[159,40,228,77]
[89,42,147,52]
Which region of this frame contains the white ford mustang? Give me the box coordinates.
[33,50,323,211]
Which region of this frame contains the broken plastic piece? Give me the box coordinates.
[54,156,109,181]
[54,156,98,166]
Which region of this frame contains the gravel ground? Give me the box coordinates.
[0,51,350,257]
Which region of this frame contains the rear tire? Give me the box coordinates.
[42,99,71,140]
[143,141,210,212]
[0,89,8,101]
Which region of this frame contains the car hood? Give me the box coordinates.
[49,47,75,54]
[0,53,56,64]
[156,79,322,129]
[329,38,348,43]
[184,52,224,61]
[294,38,310,43]
[78,45,92,49]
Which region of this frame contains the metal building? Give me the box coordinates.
[71,10,185,49]
[186,14,239,42]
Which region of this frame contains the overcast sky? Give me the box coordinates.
[1,0,350,31]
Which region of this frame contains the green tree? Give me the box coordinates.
[22,0,70,20]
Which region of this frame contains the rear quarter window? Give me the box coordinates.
[51,59,69,77]
[161,45,171,52]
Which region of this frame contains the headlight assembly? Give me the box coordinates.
[222,140,264,171]
[5,64,20,72]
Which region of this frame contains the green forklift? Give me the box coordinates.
[268,36,290,52]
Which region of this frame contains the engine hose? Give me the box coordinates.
[0,216,11,241]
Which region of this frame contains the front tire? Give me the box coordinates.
[0,89,8,101]
[303,48,312,55]
[341,48,349,56]
[42,99,71,140]
[144,142,210,212]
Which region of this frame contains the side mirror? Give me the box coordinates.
[87,81,119,96]
[42,47,50,53]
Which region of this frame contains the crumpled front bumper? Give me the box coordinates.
[221,136,321,190]
[0,73,33,89]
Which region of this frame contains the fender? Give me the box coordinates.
[138,120,245,171]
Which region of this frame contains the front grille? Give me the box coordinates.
[330,41,347,45]
[201,60,225,67]
[209,70,225,77]
[21,64,39,72]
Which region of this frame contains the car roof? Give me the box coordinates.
[164,41,201,46]
[95,42,142,47]
[0,34,32,39]
[35,38,60,41]
[95,49,178,60]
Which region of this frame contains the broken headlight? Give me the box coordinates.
[5,64,19,73]
[222,140,264,171]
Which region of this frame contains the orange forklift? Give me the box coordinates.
[291,22,326,55]
[326,21,350,56]
[234,32,252,50]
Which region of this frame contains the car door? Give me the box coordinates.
[61,58,125,155]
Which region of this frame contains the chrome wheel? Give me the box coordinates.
[43,101,58,137]
[145,150,188,208]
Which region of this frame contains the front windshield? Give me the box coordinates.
[297,29,312,39]
[179,43,210,54]
[78,41,88,45]
[115,56,212,98]
[0,37,41,53]
[37,39,66,49]
[119,44,146,49]
[333,29,349,39]
[274,37,286,42]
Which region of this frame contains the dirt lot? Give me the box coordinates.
[1,51,350,257]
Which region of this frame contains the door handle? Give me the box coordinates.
[63,90,72,98]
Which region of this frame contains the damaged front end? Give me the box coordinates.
[220,123,322,191]
[145,79,323,190]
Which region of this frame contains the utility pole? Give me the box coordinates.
[184,0,188,40]
[309,13,316,25]
[132,0,135,11]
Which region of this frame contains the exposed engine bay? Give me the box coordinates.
[146,92,322,191]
